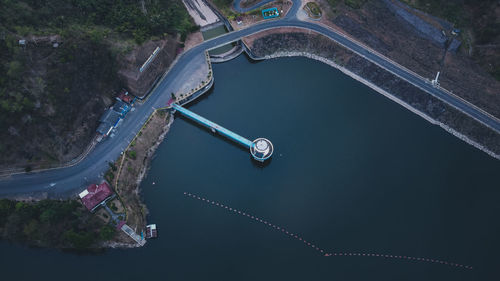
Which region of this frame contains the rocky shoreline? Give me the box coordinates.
[261,50,500,160]
[242,29,500,160]
[110,110,174,247]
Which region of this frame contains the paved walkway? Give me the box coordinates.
[121,223,146,246]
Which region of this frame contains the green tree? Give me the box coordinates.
[126,150,136,160]
[40,209,57,223]
[15,201,36,220]
[63,229,96,249]
[0,199,15,226]
[7,61,23,78]
[99,225,116,241]
[23,219,39,239]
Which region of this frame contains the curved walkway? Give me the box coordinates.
[1,0,499,198]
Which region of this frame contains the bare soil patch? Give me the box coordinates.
[117,37,179,97]
[184,31,204,51]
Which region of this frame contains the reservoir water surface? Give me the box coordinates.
[1,55,499,281]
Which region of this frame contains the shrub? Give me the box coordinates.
[126,150,137,160]
[99,225,116,241]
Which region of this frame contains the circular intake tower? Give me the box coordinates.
[250,138,273,162]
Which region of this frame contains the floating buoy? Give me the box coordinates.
[183,191,473,270]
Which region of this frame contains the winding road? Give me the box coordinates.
[0,0,498,198]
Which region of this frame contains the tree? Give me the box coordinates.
[40,209,57,223]
[0,199,14,226]
[99,225,115,241]
[15,201,36,220]
[7,61,23,78]
[126,150,136,160]
[63,229,96,249]
[23,219,39,239]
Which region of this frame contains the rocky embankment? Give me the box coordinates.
[105,110,173,246]
[243,29,500,159]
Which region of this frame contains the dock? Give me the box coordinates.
[170,103,273,162]
[146,224,158,239]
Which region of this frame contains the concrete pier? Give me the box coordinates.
[171,103,273,161]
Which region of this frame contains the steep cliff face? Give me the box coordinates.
[117,37,180,98]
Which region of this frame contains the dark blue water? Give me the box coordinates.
[1,55,499,280]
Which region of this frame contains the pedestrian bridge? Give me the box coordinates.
[170,103,273,162]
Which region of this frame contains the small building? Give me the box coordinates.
[117,89,135,104]
[96,108,121,136]
[96,97,132,137]
[19,39,26,45]
[112,100,131,117]
[146,224,158,239]
[79,181,114,212]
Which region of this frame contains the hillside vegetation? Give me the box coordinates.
[400,0,500,80]
[0,199,114,249]
[0,0,195,170]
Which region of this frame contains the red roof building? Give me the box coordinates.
[117,89,134,104]
[79,182,114,212]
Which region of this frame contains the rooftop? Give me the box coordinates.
[80,182,114,211]
[118,90,134,104]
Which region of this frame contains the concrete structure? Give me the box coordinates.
[431,71,440,87]
[121,223,146,246]
[139,47,160,73]
[250,138,274,162]
[170,103,273,162]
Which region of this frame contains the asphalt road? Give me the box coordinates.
[0,0,498,198]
